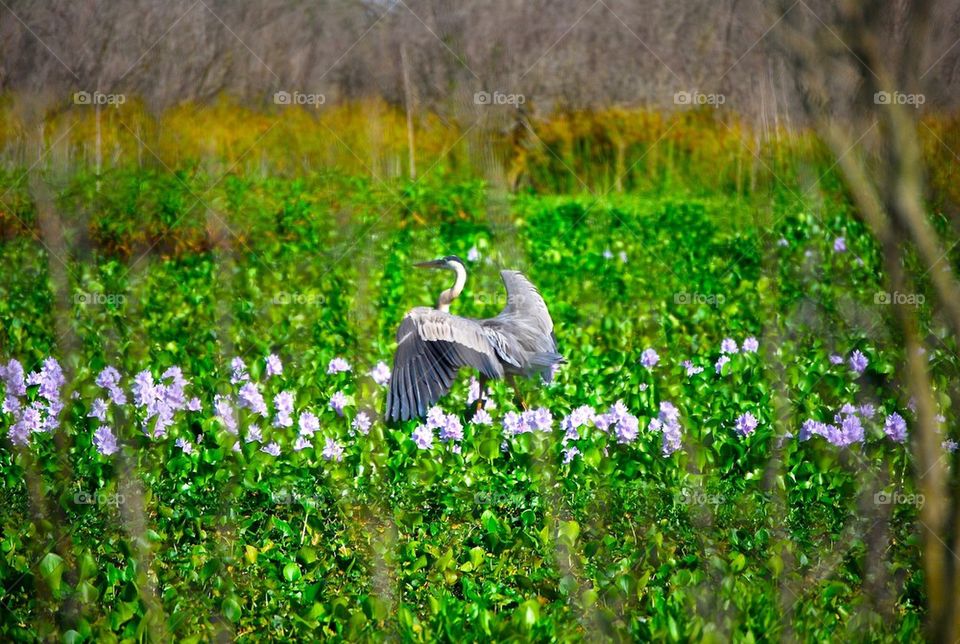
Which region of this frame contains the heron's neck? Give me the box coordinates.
[437,263,466,312]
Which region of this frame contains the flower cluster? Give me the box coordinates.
[2,358,66,445]
[647,401,683,456]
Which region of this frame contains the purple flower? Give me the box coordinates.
[715,355,730,374]
[561,405,595,440]
[593,413,613,432]
[640,348,660,368]
[735,412,759,437]
[351,412,371,435]
[523,407,553,432]
[187,397,201,412]
[943,439,958,453]
[93,425,118,455]
[471,408,493,425]
[265,354,283,377]
[29,358,65,403]
[502,411,529,436]
[833,237,846,252]
[175,437,194,454]
[467,246,480,262]
[651,401,683,456]
[109,387,127,406]
[681,360,704,376]
[20,403,43,435]
[369,361,391,386]
[661,423,682,456]
[1,359,26,398]
[884,412,907,443]
[829,354,844,365]
[859,403,876,419]
[562,446,580,464]
[88,398,108,422]
[245,425,263,443]
[742,337,759,353]
[230,357,249,384]
[720,338,739,354]
[95,366,122,390]
[849,350,868,374]
[293,436,312,452]
[238,382,268,417]
[261,441,281,456]
[327,358,351,375]
[322,438,344,462]
[412,425,434,450]
[425,406,446,429]
[274,391,295,427]
[439,415,463,442]
[610,400,630,422]
[298,411,319,436]
[329,391,348,417]
[839,414,864,445]
[615,414,639,444]
[132,370,157,409]
[214,395,238,434]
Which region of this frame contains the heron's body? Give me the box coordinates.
[386,257,562,422]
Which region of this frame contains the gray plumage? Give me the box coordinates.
[386,258,562,422]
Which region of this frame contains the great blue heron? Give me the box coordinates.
[385,255,563,422]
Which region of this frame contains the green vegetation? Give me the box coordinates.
[0,156,953,641]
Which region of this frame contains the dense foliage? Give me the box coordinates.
[0,168,956,641]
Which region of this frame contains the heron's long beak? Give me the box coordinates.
[414,259,446,269]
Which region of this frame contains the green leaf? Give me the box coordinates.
[283,562,302,582]
[40,552,64,595]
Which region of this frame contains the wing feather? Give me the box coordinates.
[386,308,503,422]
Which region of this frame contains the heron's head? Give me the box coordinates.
[414,255,465,271]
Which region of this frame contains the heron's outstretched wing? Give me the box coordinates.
[494,270,554,336]
[479,270,563,379]
[386,308,503,422]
